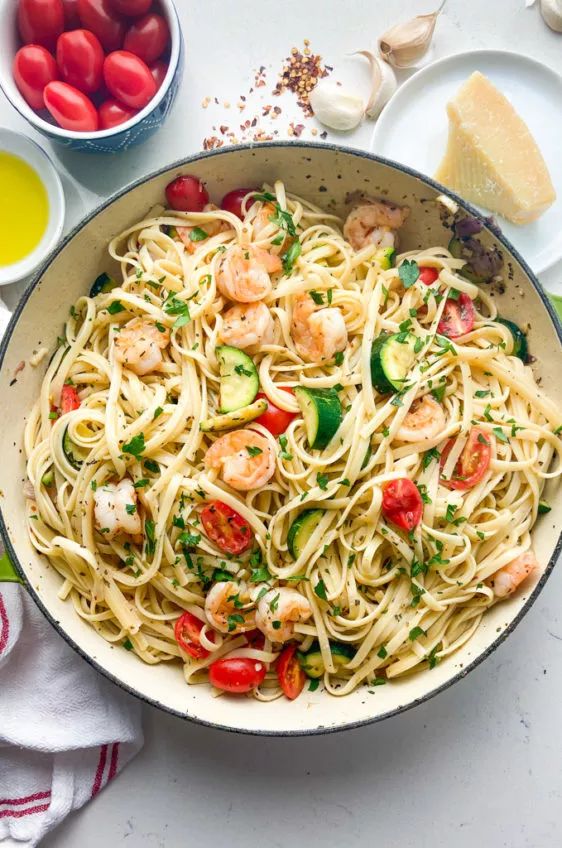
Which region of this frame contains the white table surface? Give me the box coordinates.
[1,1,562,845]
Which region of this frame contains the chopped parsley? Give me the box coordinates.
[163,294,191,330]
[144,458,160,473]
[278,434,293,461]
[445,503,458,523]
[227,613,245,632]
[308,678,320,692]
[422,447,440,469]
[282,239,301,273]
[189,227,208,242]
[431,384,446,403]
[90,480,97,491]
[377,645,388,659]
[268,203,297,237]
[246,445,263,457]
[250,566,271,583]
[409,626,426,641]
[316,472,329,491]
[309,290,325,305]
[314,578,328,601]
[398,259,420,289]
[426,642,442,669]
[493,426,509,443]
[123,638,134,651]
[153,406,164,419]
[475,390,491,398]
[107,300,125,315]
[125,503,136,515]
[144,519,156,557]
[122,432,145,458]
[334,351,344,366]
[234,363,254,377]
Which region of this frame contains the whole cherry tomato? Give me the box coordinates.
[381,478,423,532]
[174,611,212,660]
[103,50,156,109]
[148,59,168,89]
[98,97,138,128]
[208,657,267,694]
[440,427,493,491]
[418,266,439,285]
[17,0,64,50]
[77,0,126,52]
[61,0,81,26]
[277,644,306,700]
[44,81,98,131]
[123,13,170,64]
[220,187,258,220]
[254,388,297,436]
[165,175,209,212]
[200,500,252,555]
[437,292,475,339]
[13,45,59,110]
[56,30,104,93]
[110,0,151,14]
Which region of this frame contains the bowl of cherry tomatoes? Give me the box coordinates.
[0,0,184,153]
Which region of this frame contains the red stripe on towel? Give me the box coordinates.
[0,592,9,655]
[107,742,120,782]
[0,791,51,807]
[91,743,108,797]
[0,804,51,819]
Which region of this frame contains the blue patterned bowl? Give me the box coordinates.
[0,0,184,153]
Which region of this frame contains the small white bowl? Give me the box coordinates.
[0,127,65,286]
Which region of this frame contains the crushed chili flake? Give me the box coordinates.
[273,43,331,116]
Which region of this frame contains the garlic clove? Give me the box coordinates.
[378,1,446,69]
[309,80,365,131]
[354,50,397,119]
[540,0,562,31]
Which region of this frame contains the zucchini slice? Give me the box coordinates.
[62,427,90,471]
[370,331,418,394]
[41,468,54,486]
[287,508,325,560]
[374,246,396,270]
[299,641,356,679]
[89,272,116,298]
[496,318,528,362]
[200,398,268,432]
[216,345,259,413]
[294,386,342,449]
[538,499,551,515]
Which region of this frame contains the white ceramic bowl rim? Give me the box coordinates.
[0,127,65,285]
[1,141,561,735]
[0,0,181,140]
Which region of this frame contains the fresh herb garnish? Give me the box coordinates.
[314,578,328,601]
[409,626,426,641]
[334,351,344,366]
[107,301,125,315]
[309,290,324,305]
[246,445,263,457]
[145,519,156,556]
[316,472,329,491]
[189,227,209,242]
[398,259,420,289]
[282,239,301,273]
[122,432,145,458]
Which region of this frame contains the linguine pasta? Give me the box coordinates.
[24,180,562,700]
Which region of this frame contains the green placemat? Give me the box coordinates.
[0,552,21,584]
[549,293,562,323]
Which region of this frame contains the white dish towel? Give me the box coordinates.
[0,300,143,847]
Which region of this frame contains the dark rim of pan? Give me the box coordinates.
[1,141,561,736]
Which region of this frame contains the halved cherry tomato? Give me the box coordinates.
[419,266,439,285]
[245,629,266,650]
[437,292,475,338]
[174,611,211,659]
[277,644,306,700]
[13,45,59,110]
[165,175,209,212]
[381,478,423,532]
[440,427,493,491]
[254,388,297,437]
[57,30,104,94]
[103,50,156,109]
[149,59,168,89]
[44,81,99,131]
[201,500,253,555]
[62,0,81,27]
[220,187,258,220]
[98,97,138,128]
[77,0,126,52]
[123,13,170,64]
[209,657,267,694]
[110,0,151,14]
[17,0,64,50]
[60,384,80,413]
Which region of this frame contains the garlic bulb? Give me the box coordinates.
[354,51,397,119]
[540,0,562,30]
[309,80,365,131]
[378,1,446,69]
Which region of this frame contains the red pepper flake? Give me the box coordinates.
[273,41,330,117]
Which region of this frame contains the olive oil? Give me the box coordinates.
[0,152,49,266]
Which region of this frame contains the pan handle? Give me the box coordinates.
[0,552,22,584]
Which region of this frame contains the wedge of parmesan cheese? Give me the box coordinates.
[435,71,556,225]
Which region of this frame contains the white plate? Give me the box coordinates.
[371,50,562,274]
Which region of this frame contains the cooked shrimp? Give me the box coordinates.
[252,201,287,245]
[176,204,230,253]
[114,317,170,376]
[490,551,538,599]
[93,478,142,539]
[343,200,410,251]
[205,581,256,634]
[216,245,282,303]
[396,395,447,443]
[255,587,313,642]
[204,429,275,491]
[291,293,347,362]
[219,302,275,352]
